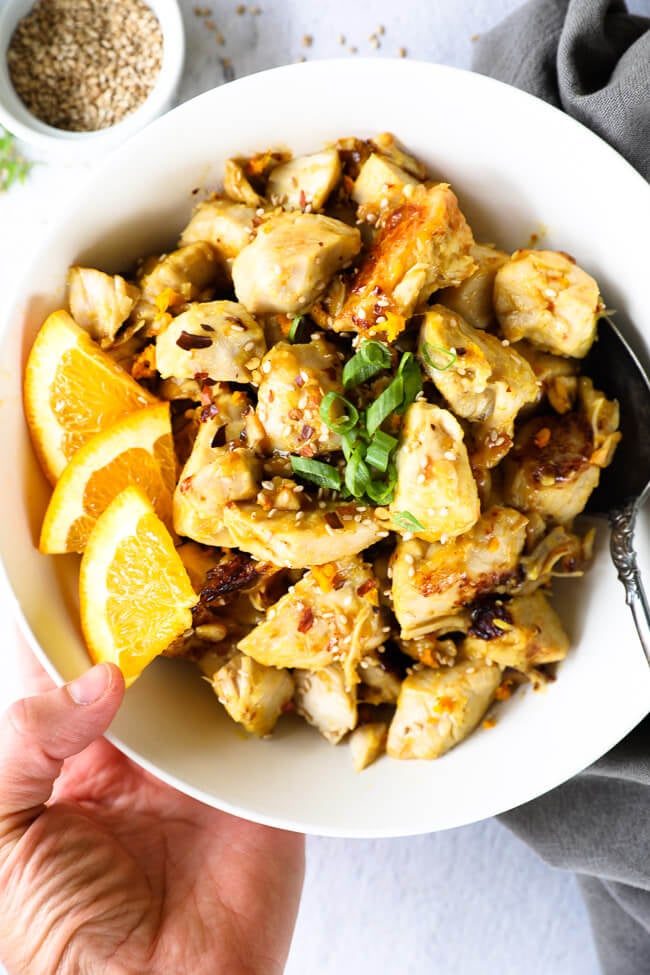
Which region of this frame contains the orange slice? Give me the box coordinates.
[39,403,176,554]
[80,486,197,686]
[24,309,157,483]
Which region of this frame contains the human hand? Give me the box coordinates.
[0,640,304,975]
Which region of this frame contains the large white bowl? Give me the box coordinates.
[1,59,649,838]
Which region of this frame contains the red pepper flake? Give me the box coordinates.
[200,387,213,407]
[200,403,219,422]
[194,371,216,386]
[332,573,346,590]
[201,323,215,332]
[299,188,307,208]
[177,330,213,351]
[297,607,314,633]
[295,374,305,387]
[288,408,302,420]
[356,578,376,596]
[281,699,295,714]
[300,424,314,441]
[324,511,343,530]
[299,443,316,457]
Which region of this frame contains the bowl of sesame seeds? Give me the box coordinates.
[0,0,185,156]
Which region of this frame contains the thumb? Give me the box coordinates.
[0,662,125,829]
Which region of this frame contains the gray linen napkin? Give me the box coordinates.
[473,0,650,179]
[473,4,650,974]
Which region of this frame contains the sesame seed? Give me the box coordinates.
[398,46,407,57]
[302,34,313,47]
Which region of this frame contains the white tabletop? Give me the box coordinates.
[5,0,642,970]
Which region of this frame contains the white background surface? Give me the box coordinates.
[2,0,648,971]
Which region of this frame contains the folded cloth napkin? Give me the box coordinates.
[473,0,650,179]
[473,4,650,974]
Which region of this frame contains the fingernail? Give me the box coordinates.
[67,664,112,705]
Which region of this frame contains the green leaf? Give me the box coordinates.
[0,127,35,193]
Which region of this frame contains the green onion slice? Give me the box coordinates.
[366,463,398,504]
[319,392,359,434]
[393,510,425,532]
[366,430,398,472]
[290,456,342,491]
[343,339,392,389]
[288,315,307,343]
[420,342,458,372]
[345,445,371,497]
[396,352,423,413]
[366,374,404,436]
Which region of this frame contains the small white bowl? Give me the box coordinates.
[0,0,185,158]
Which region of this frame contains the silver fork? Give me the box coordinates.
[584,316,650,662]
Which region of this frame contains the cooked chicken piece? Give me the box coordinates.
[237,556,386,686]
[294,665,357,744]
[397,633,459,668]
[256,338,343,454]
[513,340,579,413]
[494,249,602,358]
[358,650,402,705]
[140,242,227,303]
[156,300,266,384]
[502,390,619,523]
[176,540,224,591]
[369,133,427,180]
[178,198,256,271]
[387,659,501,760]
[516,524,594,595]
[578,376,621,466]
[223,158,264,207]
[390,402,480,543]
[211,651,294,737]
[173,397,258,545]
[350,721,388,771]
[351,153,418,208]
[391,506,528,638]
[233,211,360,315]
[267,149,341,210]
[418,305,538,465]
[333,183,475,339]
[224,502,385,569]
[68,267,140,347]
[436,243,509,331]
[463,591,569,672]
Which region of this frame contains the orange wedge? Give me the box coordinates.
[80,486,197,686]
[39,403,177,554]
[24,309,157,483]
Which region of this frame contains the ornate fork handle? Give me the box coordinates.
[610,499,650,663]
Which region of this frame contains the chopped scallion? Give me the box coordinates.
[290,456,342,491]
[366,430,398,472]
[366,463,398,504]
[393,510,425,532]
[420,342,458,372]
[319,391,359,434]
[396,352,423,413]
[344,445,371,497]
[366,374,404,436]
[288,315,307,343]
[342,339,392,389]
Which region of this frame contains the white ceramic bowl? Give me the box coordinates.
[1,59,650,837]
[0,0,185,158]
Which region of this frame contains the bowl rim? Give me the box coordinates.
[0,0,185,155]
[2,57,650,837]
